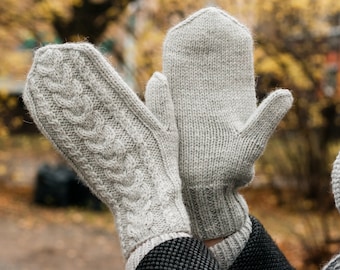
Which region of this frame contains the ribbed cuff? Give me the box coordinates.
[209,215,252,268]
[125,232,192,270]
[184,186,249,240]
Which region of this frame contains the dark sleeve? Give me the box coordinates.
[230,216,294,270]
[136,237,221,270]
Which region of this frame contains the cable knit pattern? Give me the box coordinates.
[161,7,293,267]
[23,43,190,260]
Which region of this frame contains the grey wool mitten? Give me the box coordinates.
[323,151,340,270]
[162,7,293,267]
[23,43,191,269]
[332,151,340,212]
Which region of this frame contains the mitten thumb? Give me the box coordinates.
[145,72,176,131]
[243,89,293,146]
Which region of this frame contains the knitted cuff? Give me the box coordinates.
[209,215,252,269]
[183,185,249,240]
[126,232,191,270]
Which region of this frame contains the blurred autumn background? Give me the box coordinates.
[1,0,340,269]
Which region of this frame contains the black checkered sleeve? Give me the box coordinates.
[136,237,221,270]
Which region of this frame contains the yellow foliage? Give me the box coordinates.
[0,123,9,139]
[0,88,21,138]
[11,116,23,129]
[0,164,8,177]
[0,0,340,132]
[34,0,78,21]
[309,104,324,127]
[279,54,313,91]
[255,48,284,78]
[253,0,338,34]
[260,1,274,13]
[135,25,164,94]
[0,50,32,78]
[132,0,208,94]
[0,89,9,99]
[7,97,17,109]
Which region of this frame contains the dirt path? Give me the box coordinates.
[0,217,125,270]
[0,185,125,270]
[0,184,306,270]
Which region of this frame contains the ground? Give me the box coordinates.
[0,136,125,270]
[0,185,125,270]
[1,135,340,269]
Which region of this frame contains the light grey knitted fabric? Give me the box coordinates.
[209,216,253,269]
[162,7,293,266]
[324,255,340,270]
[323,151,340,270]
[332,151,340,212]
[23,43,191,266]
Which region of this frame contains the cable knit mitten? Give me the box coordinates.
[162,7,293,268]
[23,43,191,269]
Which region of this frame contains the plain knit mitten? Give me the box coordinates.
[23,43,191,268]
[332,151,340,212]
[162,7,293,267]
[323,151,340,270]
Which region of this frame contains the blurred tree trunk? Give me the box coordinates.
[49,0,136,43]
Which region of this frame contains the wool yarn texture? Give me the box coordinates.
[162,6,293,263]
[332,151,340,212]
[322,152,340,270]
[23,43,191,264]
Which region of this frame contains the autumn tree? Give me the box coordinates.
[3,0,340,197]
[0,0,139,136]
[248,0,340,208]
[2,1,340,265]
[49,0,135,43]
[251,2,340,265]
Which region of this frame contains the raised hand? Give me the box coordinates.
[23,43,190,264]
[161,7,293,268]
